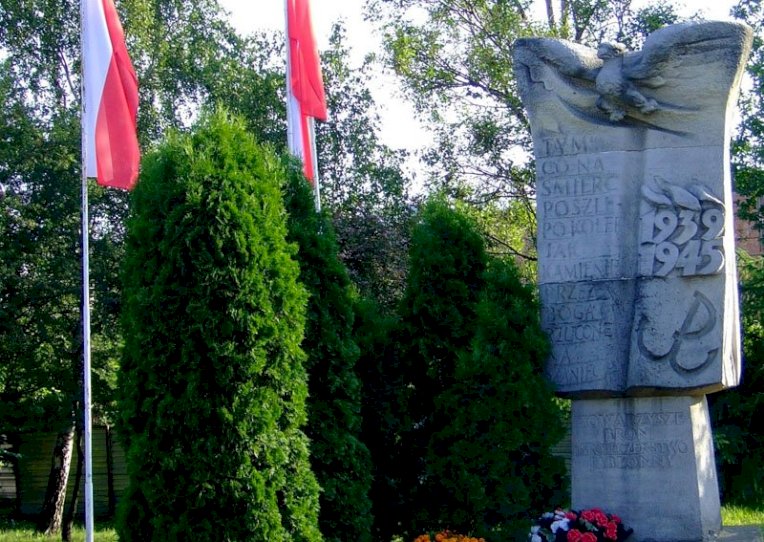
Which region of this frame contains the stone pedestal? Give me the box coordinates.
[572,396,721,541]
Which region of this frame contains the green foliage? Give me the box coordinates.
[710,252,764,504]
[396,198,489,536]
[354,297,407,541]
[317,23,414,309]
[117,110,321,541]
[373,197,566,540]
[282,163,373,542]
[0,66,121,433]
[732,0,764,231]
[431,257,566,540]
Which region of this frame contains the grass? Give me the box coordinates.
[722,503,764,528]
[0,517,116,542]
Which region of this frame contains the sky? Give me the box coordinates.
[217,0,741,152]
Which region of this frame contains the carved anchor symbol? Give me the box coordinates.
[636,291,719,374]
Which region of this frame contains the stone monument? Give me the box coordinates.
[513,21,752,541]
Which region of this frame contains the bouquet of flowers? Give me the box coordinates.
[529,508,633,542]
[413,530,486,542]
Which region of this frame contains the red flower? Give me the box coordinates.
[611,514,621,524]
[567,529,584,542]
[605,522,618,540]
[566,512,578,521]
[581,509,606,525]
[581,533,597,542]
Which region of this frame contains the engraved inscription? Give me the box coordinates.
[638,178,725,277]
[538,155,622,282]
[575,411,691,469]
[543,283,623,388]
[539,136,606,158]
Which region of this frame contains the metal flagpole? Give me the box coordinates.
[308,117,321,212]
[80,1,95,540]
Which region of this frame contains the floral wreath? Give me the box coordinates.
[529,508,633,542]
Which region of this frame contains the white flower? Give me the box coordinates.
[531,535,542,542]
[551,518,570,533]
[531,526,540,534]
[542,512,554,519]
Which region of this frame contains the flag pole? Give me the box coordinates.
[80,1,95,540]
[308,118,321,212]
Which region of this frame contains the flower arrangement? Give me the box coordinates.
[529,508,633,542]
[413,530,486,542]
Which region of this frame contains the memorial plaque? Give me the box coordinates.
[514,22,751,397]
[572,397,721,542]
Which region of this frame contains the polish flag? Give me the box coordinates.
[83,0,140,190]
[286,0,327,182]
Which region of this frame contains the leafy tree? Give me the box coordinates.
[732,0,764,231]
[366,0,685,256]
[316,23,415,309]
[395,197,488,537]
[117,110,321,541]
[708,0,764,505]
[710,251,764,504]
[283,163,373,542]
[0,61,121,537]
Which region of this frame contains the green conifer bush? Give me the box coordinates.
[117,110,321,541]
[283,164,373,542]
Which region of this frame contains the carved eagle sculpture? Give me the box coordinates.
[514,21,750,125]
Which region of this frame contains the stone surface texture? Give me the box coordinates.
[514,22,751,398]
[514,21,753,542]
[571,396,721,542]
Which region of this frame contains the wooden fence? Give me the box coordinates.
[6,427,127,518]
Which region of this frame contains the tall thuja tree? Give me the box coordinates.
[354,297,406,542]
[395,197,488,537]
[0,0,271,535]
[118,110,321,541]
[283,164,373,542]
[433,257,567,540]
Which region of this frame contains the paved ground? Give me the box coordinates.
[717,526,764,542]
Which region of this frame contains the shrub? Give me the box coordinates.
[117,110,321,541]
[283,163,373,542]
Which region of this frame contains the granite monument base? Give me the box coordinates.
[572,396,721,542]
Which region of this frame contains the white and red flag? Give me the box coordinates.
[82,0,140,190]
[286,0,327,183]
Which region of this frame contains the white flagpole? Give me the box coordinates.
[308,117,321,212]
[80,1,95,541]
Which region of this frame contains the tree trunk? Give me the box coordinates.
[61,425,83,542]
[560,0,570,37]
[545,0,556,29]
[36,426,75,535]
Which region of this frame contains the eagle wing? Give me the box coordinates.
[514,37,602,88]
[623,21,751,86]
